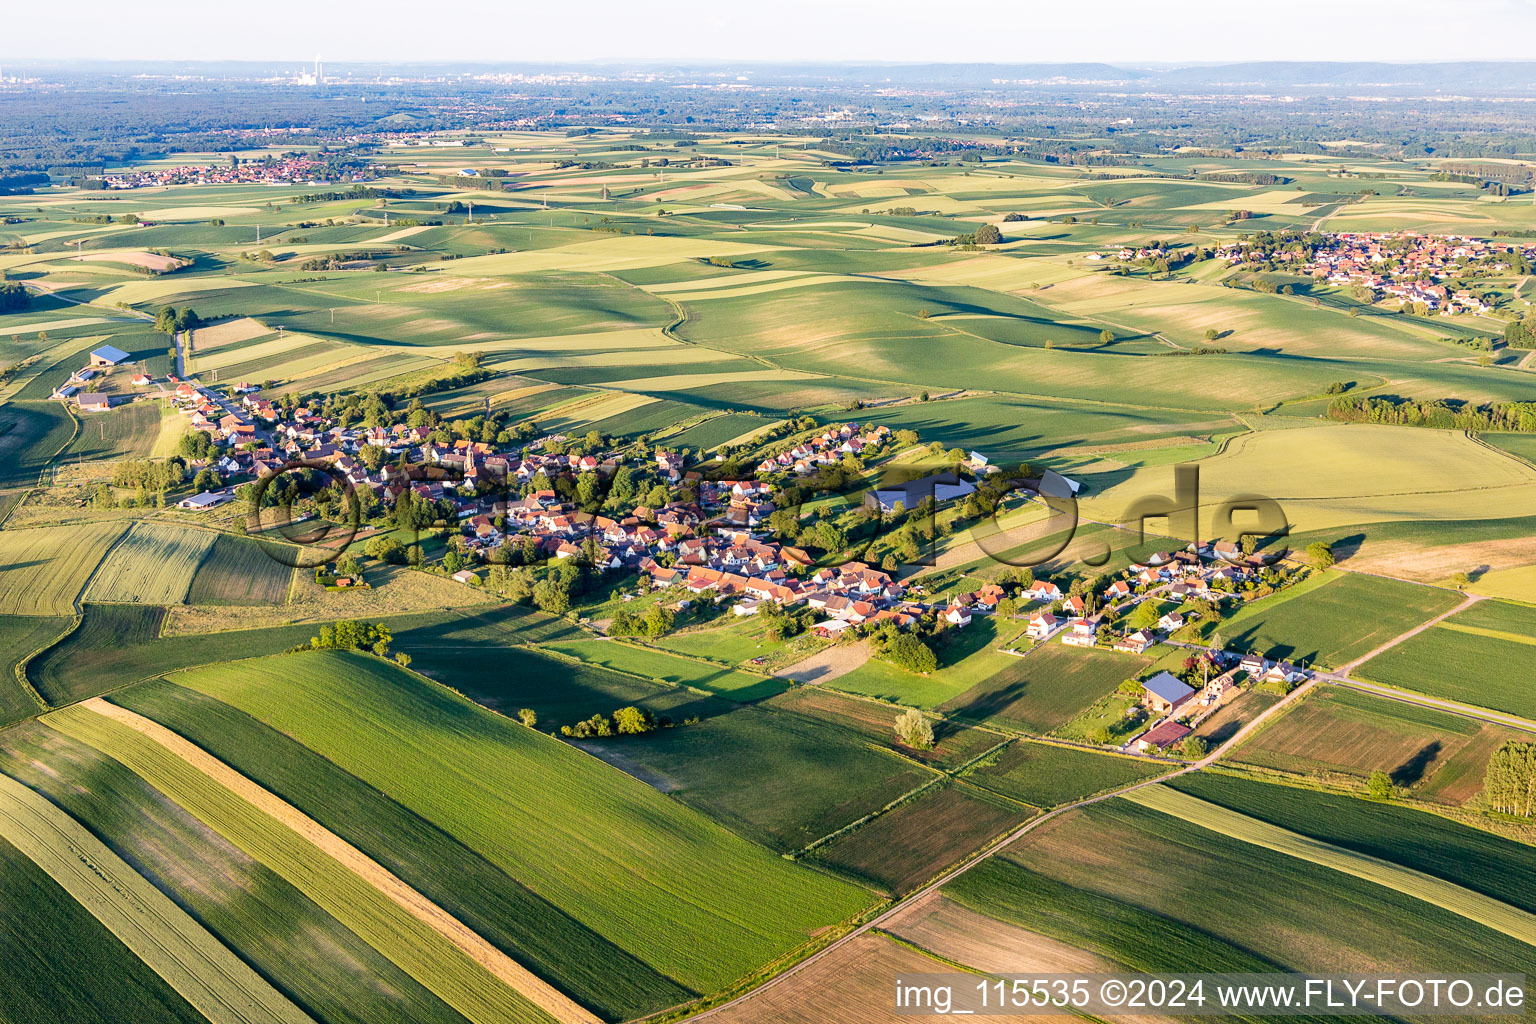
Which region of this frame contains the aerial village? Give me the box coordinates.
[51,352,1321,760]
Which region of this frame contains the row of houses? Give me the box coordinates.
[754,422,892,476]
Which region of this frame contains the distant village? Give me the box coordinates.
[97,156,355,190]
[1092,230,1533,314]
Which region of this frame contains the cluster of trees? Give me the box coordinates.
[608,603,675,638]
[755,598,817,640]
[305,620,402,660]
[1198,171,1290,185]
[558,706,685,739]
[153,305,200,335]
[1483,741,1536,817]
[879,630,938,675]
[0,282,29,312]
[298,249,402,271]
[951,223,1002,246]
[894,709,934,750]
[177,428,216,460]
[1327,394,1536,433]
[110,458,186,493]
[1505,314,1536,350]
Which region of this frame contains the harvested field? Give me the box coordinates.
[75,250,187,272]
[775,640,870,683]
[706,930,1035,1024]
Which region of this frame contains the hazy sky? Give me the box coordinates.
[10,0,1536,64]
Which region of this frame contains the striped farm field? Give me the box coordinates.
[537,391,659,433]
[0,522,127,615]
[186,535,295,606]
[955,797,1536,981]
[107,676,690,1022]
[83,522,219,605]
[45,701,573,1024]
[168,650,875,995]
[1123,785,1536,944]
[1169,773,1536,915]
[0,768,313,1024]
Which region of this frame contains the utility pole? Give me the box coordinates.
[467,200,473,224]
[256,223,261,244]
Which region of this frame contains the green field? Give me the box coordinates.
[808,783,1028,895]
[0,718,482,1024]
[939,643,1153,734]
[106,678,691,1021]
[963,740,1172,808]
[587,699,940,852]
[0,616,66,726]
[170,650,875,993]
[540,638,786,702]
[1170,773,1536,914]
[948,795,1536,980]
[0,826,210,1024]
[44,702,561,1024]
[1355,600,1536,719]
[1229,686,1513,804]
[1218,571,1463,670]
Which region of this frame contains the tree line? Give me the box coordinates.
[1327,394,1536,433]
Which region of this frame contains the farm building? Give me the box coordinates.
[1142,671,1196,714]
[89,344,130,366]
[76,393,111,412]
[1038,469,1081,499]
[177,491,232,511]
[864,471,976,514]
[451,569,480,585]
[1136,719,1192,753]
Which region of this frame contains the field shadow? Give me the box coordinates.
[1391,741,1443,786]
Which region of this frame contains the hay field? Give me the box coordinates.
[1080,423,1536,535]
[83,522,219,605]
[0,522,128,615]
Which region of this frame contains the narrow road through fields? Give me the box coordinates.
[1325,678,1536,734]
[1334,591,1483,675]
[685,677,1318,1022]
